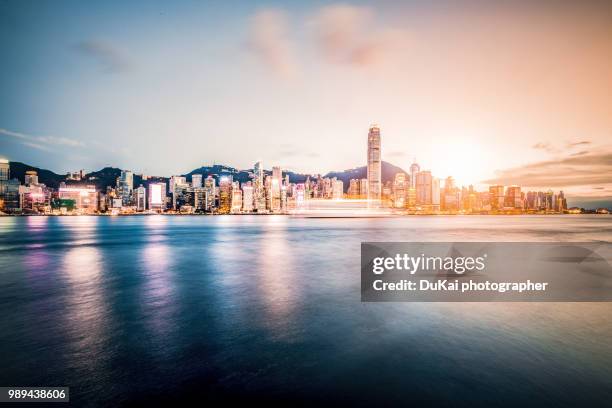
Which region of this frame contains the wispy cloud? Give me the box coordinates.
[531,142,558,154]
[0,128,85,151]
[74,40,130,73]
[567,140,591,148]
[311,4,409,68]
[483,148,612,192]
[249,9,299,80]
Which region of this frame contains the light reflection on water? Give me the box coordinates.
[0,215,611,406]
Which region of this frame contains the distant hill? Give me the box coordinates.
[324,161,408,191]
[8,161,66,188]
[9,160,407,193]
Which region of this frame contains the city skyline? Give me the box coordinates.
[0,124,603,214]
[1,1,611,202]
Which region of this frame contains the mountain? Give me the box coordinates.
[9,160,407,193]
[324,161,409,191]
[8,161,66,188]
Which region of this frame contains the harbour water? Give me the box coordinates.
[1,215,612,406]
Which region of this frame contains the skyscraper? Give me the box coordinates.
[218,176,232,214]
[416,171,433,206]
[393,172,407,208]
[24,171,38,186]
[192,174,203,188]
[148,182,166,212]
[0,159,9,181]
[117,170,134,206]
[135,185,146,211]
[367,125,381,201]
[410,161,420,189]
[489,185,505,211]
[253,161,266,213]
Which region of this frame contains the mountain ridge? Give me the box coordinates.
[7,161,408,193]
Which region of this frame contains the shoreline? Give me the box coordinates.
[1,212,607,217]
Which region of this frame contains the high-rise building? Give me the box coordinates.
[505,186,522,209]
[0,159,9,181]
[359,178,368,199]
[489,185,505,211]
[192,174,203,188]
[393,173,407,208]
[218,176,232,214]
[58,186,98,213]
[410,161,420,189]
[204,176,216,212]
[253,161,267,213]
[169,176,187,195]
[415,171,433,206]
[242,184,254,212]
[24,171,38,186]
[148,182,166,211]
[432,177,440,211]
[135,185,146,211]
[332,178,343,200]
[117,170,134,206]
[348,179,359,198]
[367,125,381,201]
[170,175,188,209]
[231,181,242,213]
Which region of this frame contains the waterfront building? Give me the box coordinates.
[393,173,407,208]
[170,175,188,209]
[432,177,440,211]
[416,171,433,206]
[218,176,232,214]
[348,179,359,198]
[359,178,368,199]
[410,161,420,189]
[295,183,306,209]
[489,185,505,211]
[204,176,216,212]
[192,174,203,188]
[0,159,8,181]
[117,170,134,206]
[505,186,522,209]
[253,161,267,213]
[58,185,98,213]
[231,181,242,213]
[332,178,344,200]
[242,184,254,212]
[135,185,146,211]
[24,170,38,186]
[148,182,166,212]
[367,125,381,201]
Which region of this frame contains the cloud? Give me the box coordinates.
[567,140,591,148]
[0,128,85,151]
[249,9,299,80]
[531,142,558,154]
[74,40,130,73]
[311,4,410,67]
[532,140,594,155]
[483,148,612,191]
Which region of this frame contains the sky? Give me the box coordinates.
[1,0,611,203]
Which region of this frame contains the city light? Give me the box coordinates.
[0,125,605,216]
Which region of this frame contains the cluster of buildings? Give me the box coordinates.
[0,126,604,215]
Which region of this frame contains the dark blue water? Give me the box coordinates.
[1,215,612,407]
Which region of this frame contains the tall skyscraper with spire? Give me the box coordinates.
[367,124,381,201]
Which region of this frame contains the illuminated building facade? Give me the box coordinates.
[367,125,381,201]
[148,182,166,211]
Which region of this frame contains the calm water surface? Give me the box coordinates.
[1,215,612,407]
